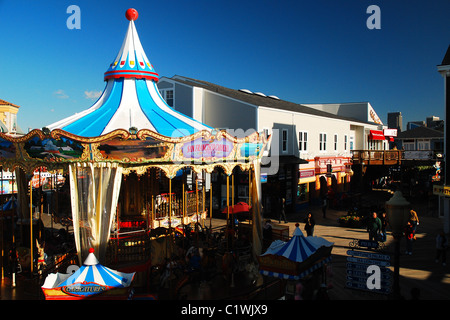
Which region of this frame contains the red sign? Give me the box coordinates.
[299,169,315,178]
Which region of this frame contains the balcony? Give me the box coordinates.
[352,150,403,165]
[352,149,443,166]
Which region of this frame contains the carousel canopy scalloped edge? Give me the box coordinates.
[0,128,271,178]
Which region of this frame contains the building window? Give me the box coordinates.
[403,141,414,150]
[417,139,430,150]
[334,134,338,151]
[298,131,307,152]
[319,133,327,151]
[344,135,348,151]
[159,89,174,107]
[282,129,288,153]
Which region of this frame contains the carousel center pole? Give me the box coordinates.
[1,169,3,281]
[169,177,172,230]
[29,178,33,275]
[202,171,205,229]
[11,170,16,287]
[182,183,185,227]
[209,175,212,230]
[226,174,230,251]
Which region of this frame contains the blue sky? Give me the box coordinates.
[0,0,449,132]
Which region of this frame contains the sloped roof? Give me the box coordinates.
[167,76,377,125]
[0,99,20,108]
[396,126,444,139]
[46,9,212,138]
[439,45,450,66]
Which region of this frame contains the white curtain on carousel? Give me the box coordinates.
[251,159,263,258]
[68,163,122,264]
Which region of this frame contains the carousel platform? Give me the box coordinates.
[2,192,450,300]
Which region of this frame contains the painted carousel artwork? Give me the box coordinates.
[0,8,270,299]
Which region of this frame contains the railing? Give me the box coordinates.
[352,149,443,165]
[118,191,206,230]
[153,191,205,220]
[351,150,404,165]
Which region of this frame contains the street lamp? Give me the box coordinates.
[385,190,410,299]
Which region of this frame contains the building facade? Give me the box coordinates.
[436,45,450,233]
[157,75,388,213]
[0,99,21,135]
[388,112,403,132]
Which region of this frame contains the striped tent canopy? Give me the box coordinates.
[262,226,333,262]
[46,8,212,138]
[258,225,333,280]
[41,248,135,299]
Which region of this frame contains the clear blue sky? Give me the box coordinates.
[0,0,449,132]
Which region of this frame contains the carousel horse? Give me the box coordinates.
[17,247,31,271]
[36,240,47,275]
[222,251,237,284]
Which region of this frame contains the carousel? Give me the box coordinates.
[258,223,333,299]
[0,8,270,299]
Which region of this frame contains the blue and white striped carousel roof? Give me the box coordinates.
[259,226,333,280]
[47,8,212,138]
[261,226,333,263]
[42,249,135,296]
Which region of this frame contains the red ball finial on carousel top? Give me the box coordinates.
[89,248,95,253]
[125,8,138,21]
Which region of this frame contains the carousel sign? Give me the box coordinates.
[181,136,234,159]
[61,282,110,297]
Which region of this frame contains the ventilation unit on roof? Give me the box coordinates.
[239,89,253,94]
[254,92,266,97]
[268,95,280,100]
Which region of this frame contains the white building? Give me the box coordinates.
[157,75,388,211]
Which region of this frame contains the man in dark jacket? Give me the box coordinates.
[367,212,382,241]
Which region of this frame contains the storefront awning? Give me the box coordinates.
[369,130,385,140]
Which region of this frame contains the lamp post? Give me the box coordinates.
[385,191,410,299]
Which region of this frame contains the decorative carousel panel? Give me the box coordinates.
[95,136,171,162]
[23,135,85,162]
[0,137,16,160]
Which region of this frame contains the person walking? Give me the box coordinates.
[279,198,287,223]
[435,231,448,266]
[263,219,273,246]
[321,196,327,219]
[404,220,415,255]
[304,212,316,237]
[379,212,388,242]
[367,212,382,242]
[409,210,419,233]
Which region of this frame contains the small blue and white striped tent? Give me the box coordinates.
[47,8,212,138]
[259,226,333,280]
[42,248,135,299]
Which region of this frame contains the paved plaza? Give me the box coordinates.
[1,191,449,300]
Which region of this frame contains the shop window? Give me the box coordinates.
[319,133,327,151]
[282,129,288,153]
[298,183,309,202]
[159,89,174,107]
[298,131,307,152]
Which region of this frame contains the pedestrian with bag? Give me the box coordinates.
[404,220,415,255]
[304,212,316,236]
